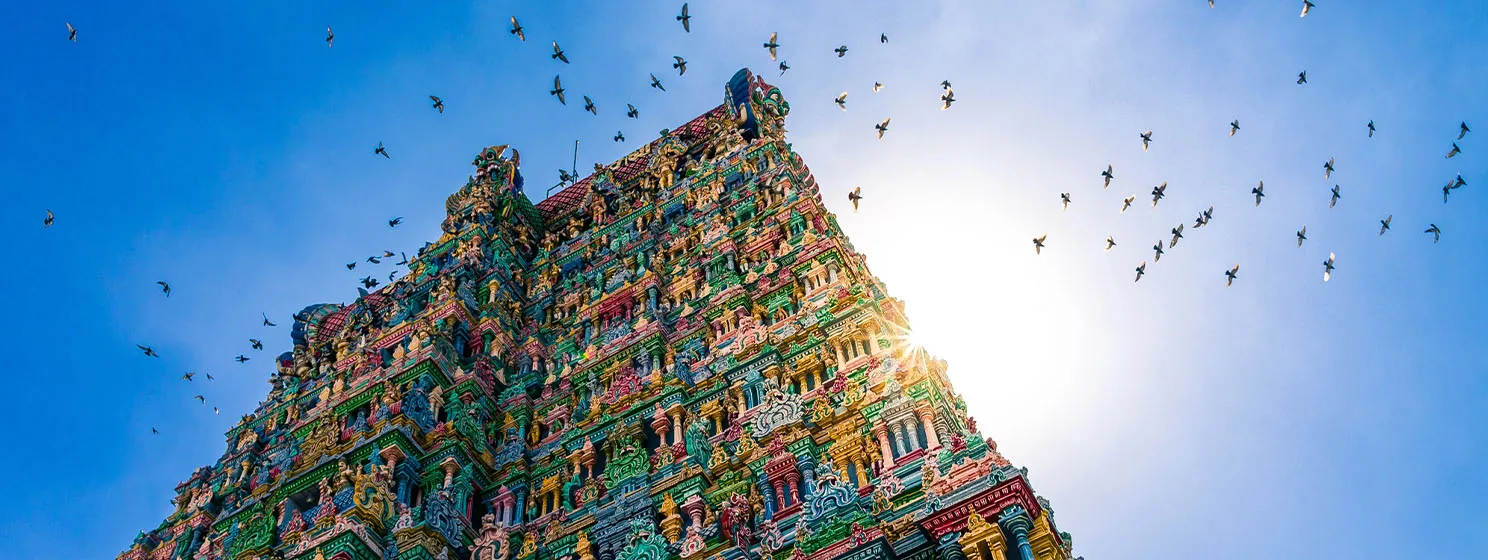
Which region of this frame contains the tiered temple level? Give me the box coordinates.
[121,69,1073,560]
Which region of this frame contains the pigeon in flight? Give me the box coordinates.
[1224,264,1240,287]
[204,372,213,381]
[764,32,780,60]
[1443,180,1461,203]
[1379,215,1392,235]
[673,56,688,76]
[1060,192,1071,211]
[940,89,956,111]
[67,22,77,42]
[44,209,54,227]
[875,118,890,139]
[941,80,953,90]
[1300,0,1314,17]
[1152,241,1164,262]
[1323,157,1335,179]
[559,169,575,184]
[1140,130,1153,151]
[262,313,276,327]
[1194,206,1214,228]
[1446,143,1461,159]
[1134,262,1147,282]
[1460,122,1471,140]
[848,187,862,212]
[677,3,690,32]
[181,372,194,381]
[1032,234,1047,255]
[1121,195,1135,214]
[1150,182,1167,207]
[1425,224,1442,243]
[551,76,566,104]
[778,61,790,75]
[250,339,263,350]
[583,96,597,115]
[213,407,219,415]
[157,281,171,297]
[345,262,357,270]
[388,217,403,228]
[1297,226,1307,247]
[152,427,159,435]
[1297,70,1307,85]
[509,17,524,41]
[195,395,206,403]
[1252,181,1265,206]
[1169,224,1184,248]
[873,82,883,93]
[1230,120,1240,137]
[388,271,397,282]
[375,142,389,159]
[1102,165,1115,188]
[1105,236,1117,251]
[881,33,888,44]
[1323,253,1336,282]
[235,355,250,363]
[834,45,849,57]
[326,27,334,48]
[395,252,409,266]
[1367,120,1376,138]
[551,41,569,63]
[835,92,848,111]
[138,345,159,358]
[626,104,638,118]
[1330,185,1342,208]
[613,131,625,142]
[430,95,444,114]
[361,276,379,289]
[650,73,666,91]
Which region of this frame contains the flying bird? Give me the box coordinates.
[1323,157,1335,179]
[1032,234,1047,255]
[157,281,171,297]
[834,45,849,57]
[835,92,848,110]
[195,395,206,403]
[1323,253,1336,282]
[583,96,597,115]
[940,80,953,90]
[1297,70,1307,84]
[375,142,389,159]
[1152,242,1164,262]
[213,407,219,415]
[326,27,334,48]
[1224,264,1240,287]
[1367,120,1375,137]
[138,345,159,358]
[1330,185,1342,208]
[1425,224,1442,243]
[1230,120,1240,137]
[509,17,524,41]
[1300,0,1314,17]
[361,276,379,289]
[1060,192,1071,211]
[1252,181,1265,206]
[673,56,688,75]
[778,61,790,75]
[848,187,862,212]
[626,104,638,118]
[67,22,77,42]
[1460,122,1471,140]
[1134,262,1147,282]
[1102,165,1115,188]
[1169,224,1184,248]
[1105,236,1117,251]
[551,41,569,63]
[1379,215,1392,235]
[1151,182,1167,207]
[44,209,54,228]
[1446,143,1461,158]
[549,76,568,105]
[1140,130,1153,151]
[1297,226,1307,247]
[181,372,194,382]
[613,131,625,142]
[1443,180,1460,203]
[250,339,263,350]
[940,89,956,110]
[396,252,409,266]
[235,355,250,363]
[677,3,690,32]
[764,32,779,60]
[875,118,890,139]
[205,373,213,381]
[873,82,883,93]
[152,427,159,435]
[650,73,665,91]
[388,217,403,228]
[881,33,888,44]
[262,313,276,327]
[1121,195,1135,213]
[388,270,397,282]
[430,95,444,113]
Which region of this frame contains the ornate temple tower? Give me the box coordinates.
[120,69,1074,560]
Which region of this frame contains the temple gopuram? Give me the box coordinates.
[120,69,1075,560]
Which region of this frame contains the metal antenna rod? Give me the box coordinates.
[571,140,580,184]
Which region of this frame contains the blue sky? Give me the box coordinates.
[1,1,1484,558]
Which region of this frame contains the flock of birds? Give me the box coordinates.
[43,0,1474,437]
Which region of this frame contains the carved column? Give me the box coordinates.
[874,424,895,471]
[999,508,1036,560]
[919,408,941,450]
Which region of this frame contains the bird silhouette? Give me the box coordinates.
[1301,0,1314,17]
[67,22,77,42]
[1032,234,1047,255]
[1443,180,1461,203]
[834,45,849,57]
[873,82,883,93]
[181,372,194,382]
[613,131,626,142]
[1230,120,1240,137]
[1121,195,1135,213]
[551,76,566,104]
[388,270,397,282]
[138,344,159,358]
[1152,241,1164,262]
[346,262,357,270]
[205,373,213,381]
[262,313,276,327]
[430,95,444,113]
[1379,215,1392,235]
[1367,120,1376,137]
[235,355,250,363]
[1060,193,1071,211]
[1297,226,1307,247]
[375,142,389,159]
[250,339,263,350]
[778,61,790,75]
[1330,185,1342,208]
[325,26,333,48]
[940,89,956,111]
[875,118,890,139]
[157,281,171,297]
[1446,143,1461,158]
[677,3,690,32]
[1460,122,1471,140]
[673,56,688,75]
[382,250,394,258]
[881,33,888,44]
[213,407,219,415]
[152,427,159,435]
[44,209,54,227]
[1102,165,1115,188]
[848,187,862,212]
[396,252,409,266]
[195,395,206,403]
[583,96,597,115]
[1134,262,1147,282]
[1140,130,1153,151]
[835,92,848,111]
[626,104,638,118]
[1224,264,1240,287]
[1151,182,1167,207]
[1323,253,1336,282]
[1297,70,1308,84]
[361,276,379,289]
[388,217,403,228]
[1425,224,1442,243]
[367,255,381,265]
[551,41,569,63]
[509,17,524,41]
[1323,157,1335,179]
[764,32,779,60]
[1252,181,1265,206]
[941,80,953,90]
[650,73,665,91]
[1169,224,1184,248]
[1105,236,1117,251]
